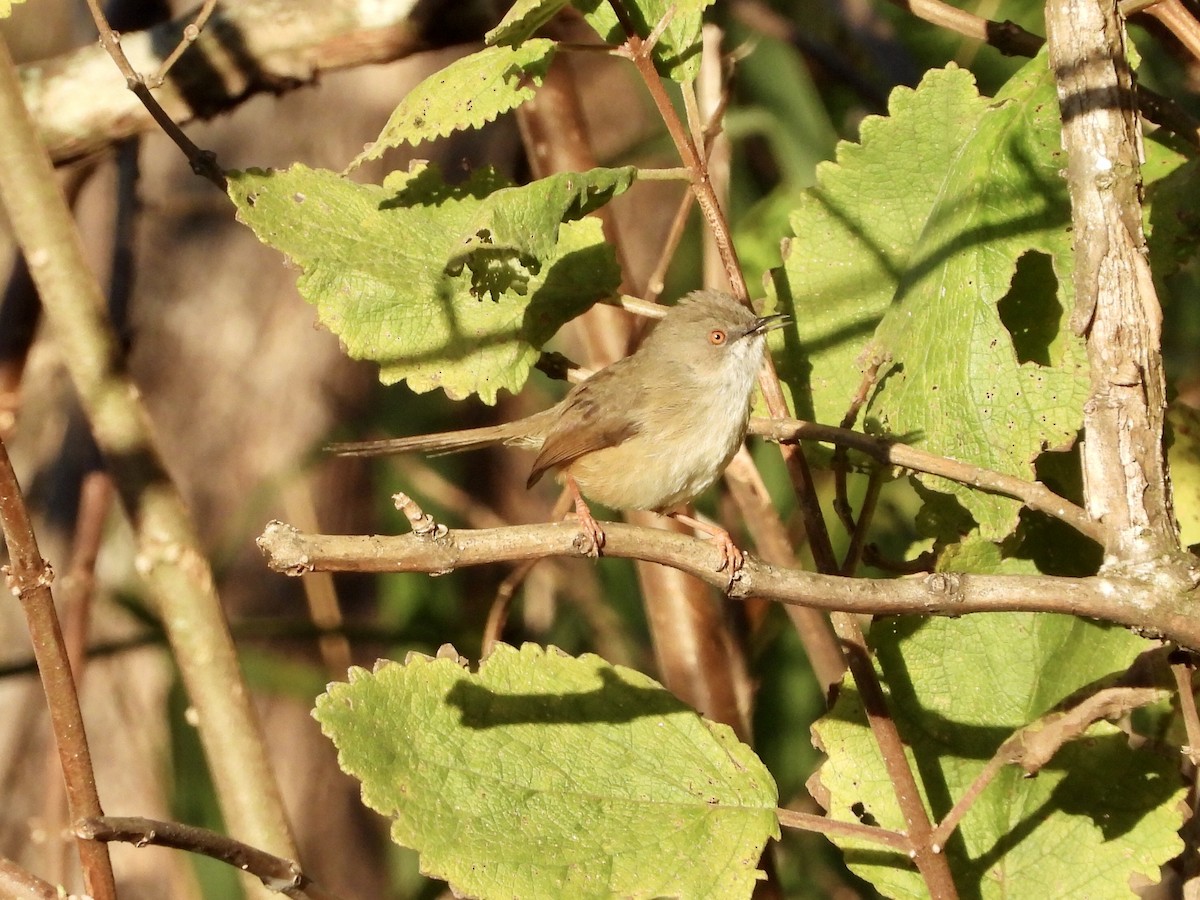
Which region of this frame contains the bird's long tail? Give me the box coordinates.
[326,412,552,458]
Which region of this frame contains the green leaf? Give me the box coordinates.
[315,644,778,900]
[228,163,620,402]
[775,58,1088,541]
[1169,402,1200,550]
[774,66,991,426]
[577,0,715,82]
[487,0,571,46]
[812,556,1181,898]
[348,41,557,169]
[449,166,637,296]
[1145,135,1200,293]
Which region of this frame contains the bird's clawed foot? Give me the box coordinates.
[668,512,745,577]
[566,475,605,558]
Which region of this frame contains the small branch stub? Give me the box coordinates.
[393,492,446,539]
[257,521,315,575]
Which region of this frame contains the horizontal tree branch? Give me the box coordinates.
[257,519,1200,648]
[26,0,484,164]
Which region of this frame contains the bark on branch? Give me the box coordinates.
[1046,0,1181,566]
[257,519,1200,648]
[25,0,488,164]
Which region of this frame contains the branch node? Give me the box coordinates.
[256,520,315,575]
[925,571,963,600]
[393,492,446,539]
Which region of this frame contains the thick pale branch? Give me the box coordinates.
[257,520,1200,647]
[25,0,460,164]
[1047,0,1178,563]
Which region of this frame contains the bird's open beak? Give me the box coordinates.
[749,313,790,336]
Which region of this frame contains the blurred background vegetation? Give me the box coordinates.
[1,0,1198,897]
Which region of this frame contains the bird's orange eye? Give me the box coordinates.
[709,329,727,345]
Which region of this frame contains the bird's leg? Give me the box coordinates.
[565,474,605,557]
[667,511,744,575]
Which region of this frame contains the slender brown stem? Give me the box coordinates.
[609,13,955,891]
[483,559,540,656]
[929,753,1008,851]
[79,816,349,900]
[752,418,1102,543]
[930,686,1167,848]
[42,470,112,884]
[1143,0,1200,59]
[723,449,847,693]
[841,467,884,576]
[150,0,219,85]
[1174,663,1200,766]
[520,18,754,734]
[0,439,116,900]
[83,0,224,186]
[283,477,353,676]
[776,807,911,851]
[882,0,1045,55]
[643,186,694,302]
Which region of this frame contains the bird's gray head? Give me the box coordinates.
[640,290,787,389]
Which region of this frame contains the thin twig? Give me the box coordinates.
[1143,0,1200,63]
[832,359,886,538]
[1173,662,1200,767]
[776,807,911,852]
[83,0,224,186]
[283,476,353,676]
[482,558,541,656]
[929,687,1168,848]
[0,439,116,900]
[79,816,349,900]
[643,188,694,302]
[722,448,847,693]
[840,467,884,576]
[150,0,219,85]
[608,10,954,889]
[752,417,1103,543]
[42,470,112,885]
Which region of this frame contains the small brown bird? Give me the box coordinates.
[329,290,787,571]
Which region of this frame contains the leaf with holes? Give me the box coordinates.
[348,41,557,169]
[774,57,1087,540]
[228,162,620,402]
